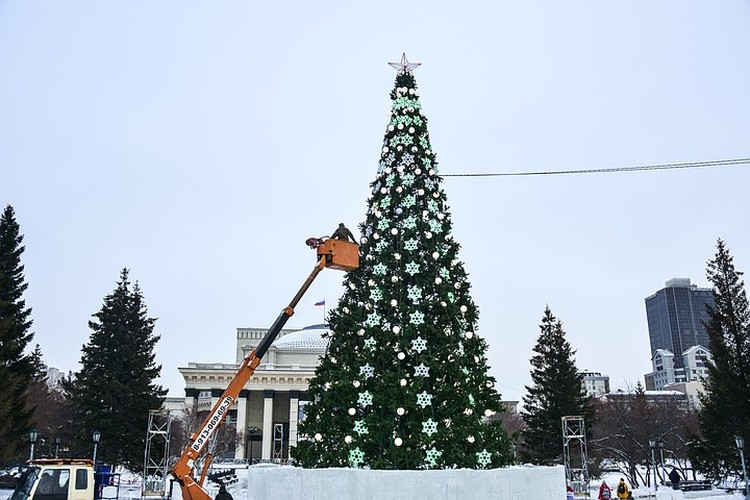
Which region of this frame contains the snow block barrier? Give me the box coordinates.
[233,465,566,500]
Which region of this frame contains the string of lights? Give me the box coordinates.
[441,157,750,178]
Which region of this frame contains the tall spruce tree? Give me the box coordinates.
[292,56,510,469]
[0,205,35,463]
[65,268,165,470]
[521,306,591,465]
[688,239,750,479]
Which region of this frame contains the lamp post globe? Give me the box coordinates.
[247,426,260,464]
[658,439,666,485]
[736,436,749,500]
[29,429,39,461]
[648,437,658,492]
[92,431,101,464]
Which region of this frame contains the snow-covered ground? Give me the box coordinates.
[593,472,742,500]
[0,469,744,500]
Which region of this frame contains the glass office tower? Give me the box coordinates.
[645,278,714,369]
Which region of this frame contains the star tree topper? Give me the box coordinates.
[388,53,421,73]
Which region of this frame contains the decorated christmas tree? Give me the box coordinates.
[292,55,511,470]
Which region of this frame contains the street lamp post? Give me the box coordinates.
[658,439,666,485]
[736,436,749,500]
[247,427,260,464]
[29,429,39,461]
[54,437,62,458]
[92,431,101,465]
[649,437,658,494]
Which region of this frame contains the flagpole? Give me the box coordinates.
[315,299,326,325]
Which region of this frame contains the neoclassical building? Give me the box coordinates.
[179,324,328,462]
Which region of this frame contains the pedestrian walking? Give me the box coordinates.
[669,468,681,490]
[616,478,629,499]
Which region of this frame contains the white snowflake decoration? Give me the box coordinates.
[369,288,383,302]
[476,449,492,468]
[375,241,388,254]
[402,173,415,186]
[411,336,427,353]
[404,238,418,251]
[358,391,373,407]
[427,200,439,212]
[416,391,433,408]
[428,219,443,233]
[366,312,381,327]
[414,363,430,377]
[407,285,423,302]
[402,194,416,208]
[377,219,390,231]
[349,447,365,467]
[403,216,417,229]
[373,263,387,275]
[409,310,425,326]
[401,152,415,165]
[422,418,438,437]
[353,420,369,435]
[405,262,420,276]
[425,447,442,466]
[360,363,375,379]
[364,338,377,351]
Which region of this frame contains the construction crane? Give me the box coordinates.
[170,236,359,500]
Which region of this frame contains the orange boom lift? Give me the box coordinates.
[170,237,358,500]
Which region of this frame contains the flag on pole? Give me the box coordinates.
[314,300,325,307]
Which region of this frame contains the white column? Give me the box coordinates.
[288,391,300,449]
[261,390,274,460]
[234,391,249,459]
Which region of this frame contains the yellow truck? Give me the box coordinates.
[9,459,119,500]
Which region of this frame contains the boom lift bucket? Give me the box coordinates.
[317,239,359,271]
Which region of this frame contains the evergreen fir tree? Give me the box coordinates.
[29,343,47,383]
[65,268,166,470]
[688,239,750,479]
[0,205,35,463]
[521,306,591,465]
[292,57,510,470]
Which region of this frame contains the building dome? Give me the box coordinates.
[271,324,330,349]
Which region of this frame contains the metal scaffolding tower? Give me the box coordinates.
[562,415,590,496]
[143,409,173,500]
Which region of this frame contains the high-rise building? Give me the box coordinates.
[644,278,714,369]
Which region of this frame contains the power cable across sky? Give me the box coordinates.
[442,157,750,178]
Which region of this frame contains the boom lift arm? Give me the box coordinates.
[170,237,358,500]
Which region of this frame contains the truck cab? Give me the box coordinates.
[9,459,117,500]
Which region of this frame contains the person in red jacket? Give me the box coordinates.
[599,481,612,500]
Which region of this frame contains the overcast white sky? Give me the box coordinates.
[2,2,749,403]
